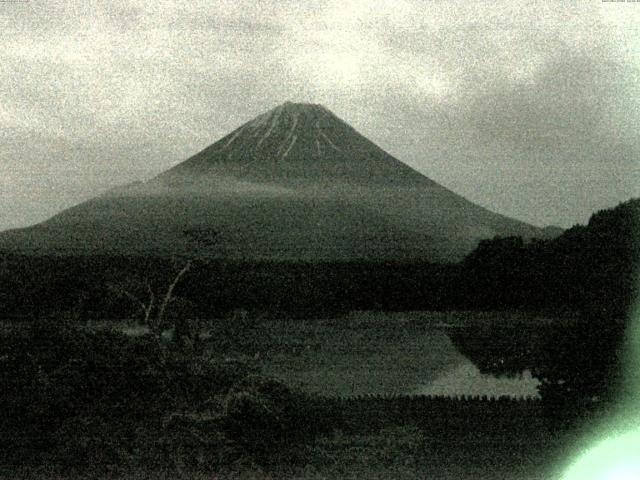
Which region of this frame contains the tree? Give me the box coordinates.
[449,319,626,409]
[109,257,192,337]
[108,228,218,339]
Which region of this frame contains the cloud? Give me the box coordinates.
[460,52,640,152]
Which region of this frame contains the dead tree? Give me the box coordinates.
[109,229,215,339]
[156,258,192,331]
[109,258,191,337]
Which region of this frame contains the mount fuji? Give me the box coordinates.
[0,102,552,261]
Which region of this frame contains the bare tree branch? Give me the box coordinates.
[144,279,155,326]
[108,283,145,312]
[108,281,155,326]
[156,260,192,328]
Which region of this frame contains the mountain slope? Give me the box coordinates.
[0,102,555,261]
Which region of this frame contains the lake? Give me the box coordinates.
[259,311,541,398]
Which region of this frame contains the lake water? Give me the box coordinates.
[111,314,543,398]
[260,314,542,398]
[413,363,540,398]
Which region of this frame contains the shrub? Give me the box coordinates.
[221,376,316,462]
[161,348,255,408]
[0,319,254,469]
[159,413,236,471]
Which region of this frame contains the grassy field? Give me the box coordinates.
[3,426,553,480]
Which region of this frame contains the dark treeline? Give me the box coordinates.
[461,198,639,317]
[0,255,463,320]
[1,200,637,320]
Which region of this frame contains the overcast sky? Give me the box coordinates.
[1,0,639,230]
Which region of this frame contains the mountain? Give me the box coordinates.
[0,102,557,261]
